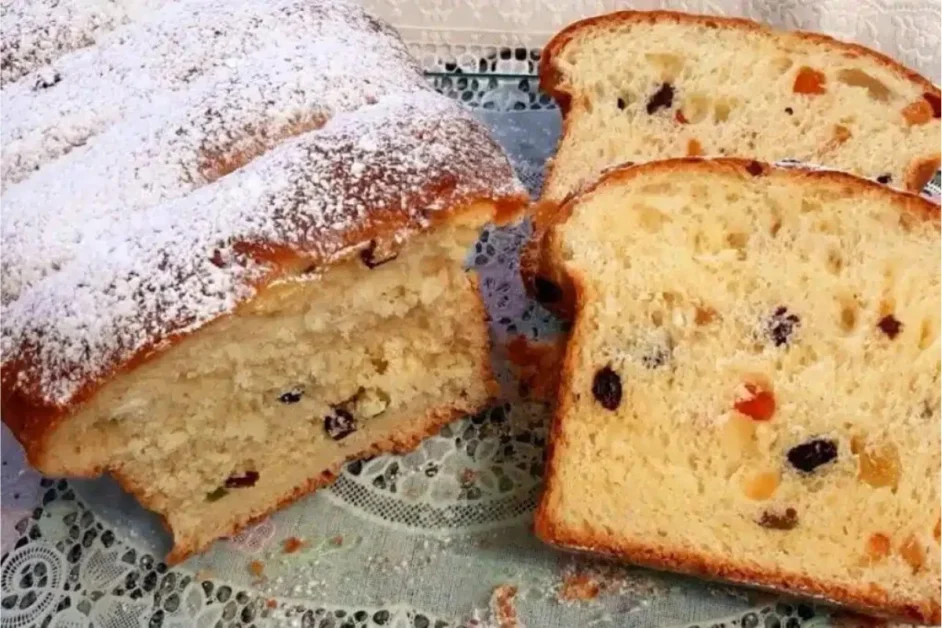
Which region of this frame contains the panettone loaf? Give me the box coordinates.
[534,159,940,623]
[526,11,941,317]
[1,0,527,562]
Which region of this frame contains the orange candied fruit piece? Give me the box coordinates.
[687,138,703,156]
[793,66,826,95]
[865,533,891,563]
[902,99,933,125]
[734,383,776,421]
[899,535,924,573]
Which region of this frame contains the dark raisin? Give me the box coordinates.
[645,83,674,114]
[278,388,303,403]
[766,306,800,346]
[534,275,562,303]
[876,173,892,184]
[591,366,622,411]
[324,409,357,440]
[224,471,259,488]
[209,249,226,268]
[360,240,398,269]
[758,507,798,530]
[787,438,838,472]
[784,107,794,115]
[746,160,764,176]
[877,314,902,339]
[924,92,941,118]
[205,487,228,502]
[34,72,61,90]
[617,97,626,110]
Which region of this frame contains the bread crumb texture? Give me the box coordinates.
[41,225,493,559]
[542,14,940,202]
[539,160,940,621]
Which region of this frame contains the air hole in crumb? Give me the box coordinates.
[826,250,843,274]
[800,198,822,213]
[713,100,733,122]
[371,356,389,374]
[772,57,794,74]
[651,310,664,326]
[278,388,303,404]
[616,97,626,110]
[919,319,935,350]
[784,107,794,115]
[225,471,260,488]
[645,53,685,80]
[682,94,710,123]
[876,173,892,184]
[206,487,228,502]
[840,302,857,332]
[726,232,748,249]
[837,68,892,101]
[638,204,668,232]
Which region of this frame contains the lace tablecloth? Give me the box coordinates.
[2,2,940,627]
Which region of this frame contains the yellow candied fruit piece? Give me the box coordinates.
[742,470,780,501]
[851,436,900,490]
[721,413,757,456]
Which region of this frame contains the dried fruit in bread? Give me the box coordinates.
[535,159,940,623]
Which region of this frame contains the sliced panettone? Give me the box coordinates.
[525,10,941,317]
[535,158,940,624]
[1,0,526,562]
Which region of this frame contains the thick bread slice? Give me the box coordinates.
[534,158,940,623]
[526,10,941,316]
[1,0,527,562]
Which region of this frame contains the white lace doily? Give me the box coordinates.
[364,0,941,84]
[2,2,939,627]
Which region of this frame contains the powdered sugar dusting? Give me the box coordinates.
[1,0,525,410]
[0,0,169,85]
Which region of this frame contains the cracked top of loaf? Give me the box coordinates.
[0,0,527,440]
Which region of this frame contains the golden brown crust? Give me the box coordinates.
[906,154,942,193]
[535,513,940,623]
[534,158,940,624]
[503,335,566,402]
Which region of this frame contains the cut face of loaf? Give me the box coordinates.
[535,159,940,623]
[540,11,941,204]
[38,216,494,562]
[526,11,941,317]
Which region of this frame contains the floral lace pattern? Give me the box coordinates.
[4,2,940,621]
[365,0,941,83]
